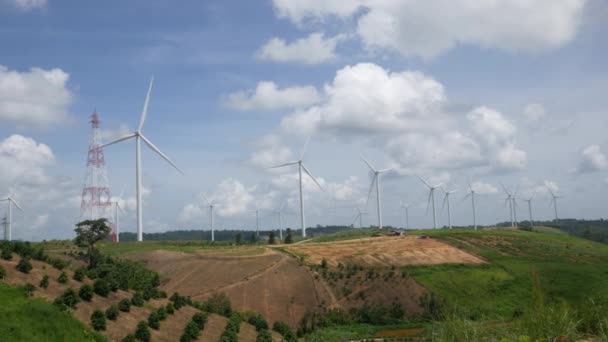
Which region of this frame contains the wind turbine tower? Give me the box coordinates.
[80,111,114,239]
[524,192,536,226]
[201,193,221,242]
[419,177,442,229]
[399,202,411,230]
[464,184,477,230]
[547,186,561,220]
[441,187,458,229]
[1,194,23,241]
[352,206,367,228]
[361,155,392,229]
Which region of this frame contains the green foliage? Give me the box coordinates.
[48,257,68,270]
[166,302,175,315]
[156,306,168,320]
[285,228,293,244]
[256,329,273,342]
[221,314,241,341]
[134,321,151,342]
[248,313,269,332]
[0,265,6,280]
[201,292,232,316]
[39,275,49,288]
[57,271,68,284]
[118,298,131,312]
[268,231,276,244]
[131,292,145,307]
[179,334,192,342]
[0,283,105,341]
[192,312,208,329]
[91,309,106,331]
[73,267,86,282]
[320,258,328,270]
[122,334,136,342]
[183,321,200,339]
[78,284,94,301]
[53,288,80,311]
[105,305,119,321]
[1,248,12,260]
[273,320,297,341]
[16,257,32,274]
[93,279,110,297]
[147,311,160,330]
[235,232,242,245]
[74,218,111,267]
[21,283,35,297]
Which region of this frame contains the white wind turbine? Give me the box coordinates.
[273,200,288,241]
[399,202,412,230]
[419,177,442,229]
[1,193,24,241]
[268,139,323,238]
[201,192,221,242]
[546,185,561,220]
[1,214,7,240]
[441,186,458,229]
[101,78,183,242]
[110,187,125,243]
[523,191,536,226]
[501,184,519,227]
[352,205,368,228]
[361,155,392,229]
[463,183,478,230]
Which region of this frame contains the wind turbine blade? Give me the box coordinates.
[138,77,154,131]
[301,164,323,191]
[351,213,361,225]
[441,194,448,212]
[119,185,126,199]
[200,192,211,205]
[366,175,377,206]
[462,193,471,202]
[418,176,432,189]
[99,133,136,149]
[426,191,432,215]
[139,134,184,175]
[300,135,312,160]
[379,168,393,173]
[360,154,377,172]
[500,183,510,195]
[11,199,24,212]
[267,161,299,169]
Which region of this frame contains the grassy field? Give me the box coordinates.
[0,283,105,342]
[403,228,608,319]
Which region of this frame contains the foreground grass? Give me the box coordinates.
[305,323,425,342]
[96,240,267,256]
[0,283,105,342]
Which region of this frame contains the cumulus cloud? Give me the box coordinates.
[523,103,546,123]
[7,0,46,10]
[272,0,587,59]
[256,32,343,64]
[101,123,131,142]
[249,134,295,169]
[0,134,55,186]
[224,81,321,112]
[0,66,73,127]
[577,144,608,173]
[471,181,499,194]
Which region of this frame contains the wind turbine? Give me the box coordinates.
[101,78,183,242]
[268,138,323,238]
[361,155,392,229]
[419,177,442,229]
[546,186,561,220]
[273,200,287,241]
[501,184,518,228]
[201,193,221,242]
[352,206,368,228]
[441,187,458,229]
[523,192,536,226]
[1,193,24,241]
[399,202,412,230]
[463,183,477,230]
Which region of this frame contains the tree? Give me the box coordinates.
[39,275,49,289]
[166,303,175,315]
[131,292,145,307]
[268,231,276,244]
[183,321,200,339]
[203,292,232,316]
[256,329,273,342]
[105,305,119,320]
[93,279,110,297]
[235,233,242,245]
[58,271,68,284]
[285,228,293,244]
[192,312,208,329]
[0,265,6,280]
[16,257,32,273]
[122,334,136,342]
[91,309,106,331]
[54,288,80,310]
[74,218,111,267]
[73,267,86,282]
[22,283,35,297]
[118,298,131,312]
[156,306,168,320]
[79,284,94,301]
[148,311,160,330]
[1,248,12,260]
[134,321,151,342]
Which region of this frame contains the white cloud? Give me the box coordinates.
[224,81,321,112]
[9,0,46,10]
[0,134,55,186]
[523,103,546,123]
[578,144,608,173]
[272,0,587,59]
[0,66,73,127]
[544,180,560,195]
[256,32,343,64]
[101,123,131,142]
[249,134,294,168]
[471,181,499,194]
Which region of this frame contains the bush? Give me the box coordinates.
[78,284,94,301]
[192,312,208,329]
[16,257,32,274]
[157,306,168,320]
[220,329,238,342]
[131,292,145,307]
[166,303,175,315]
[49,258,68,270]
[39,275,49,288]
[249,314,268,332]
[0,265,6,280]
[256,329,273,342]
[170,292,189,309]
[93,279,110,297]
[119,298,131,312]
[73,267,86,282]
[1,248,12,260]
[183,321,200,339]
[57,271,68,284]
[148,311,160,330]
[22,283,35,297]
[179,334,192,342]
[53,288,80,310]
[91,309,106,331]
[106,305,119,320]
[122,334,136,342]
[134,321,151,342]
[273,320,296,341]
[203,292,232,316]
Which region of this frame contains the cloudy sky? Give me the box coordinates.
[1,0,607,240]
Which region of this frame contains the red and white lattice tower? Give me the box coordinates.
[80,111,115,241]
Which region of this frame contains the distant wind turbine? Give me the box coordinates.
[361,155,392,229]
[101,78,183,242]
[501,184,519,227]
[268,138,323,238]
[1,193,24,241]
[523,192,536,226]
[546,186,561,220]
[441,187,458,229]
[273,200,287,241]
[419,177,442,229]
[111,186,125,243]
[352,206,368,228]
[201,192,221,242]
[463,183,477,230]
[399,202,412,230]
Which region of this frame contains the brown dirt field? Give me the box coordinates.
[283,235,485,267]
[238,323,283,342]
[150,305,198,342]
[199,313,227,341]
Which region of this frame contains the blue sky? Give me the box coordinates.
[1,0,607,240]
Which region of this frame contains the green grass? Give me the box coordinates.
[305,323,424,342]
[96,240,264,256]
[0,283,105,342]
[405,228,608,319]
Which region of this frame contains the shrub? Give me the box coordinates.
[203,292,232,316]
[134,321,151,342]
[249,314,268,332]
[79,284,94,301]
[119,298,131,312]
[220,329,238,342]
[91,309,106,331]
[183,321,200,339]
[157,306,168,320]
[0,265,6,280]
[39,275,49,288]
[22,283,35,297]
[73,267,86,281]
[49,258,68,270]
[57,271,68,284]
[166,303,175,315]
[273,320,296,341]
[93,279,110,297]
[54,288,80,310]
[105,305,119,320]
[1,248,12,260]
[122,334,136,342]
[170,292,188,309]
[192,312,208,329]
[256,329,273,342]
[148,311,160,330]
[179,334,192,342]
[16,257,32,274]
[131,292,145,307]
